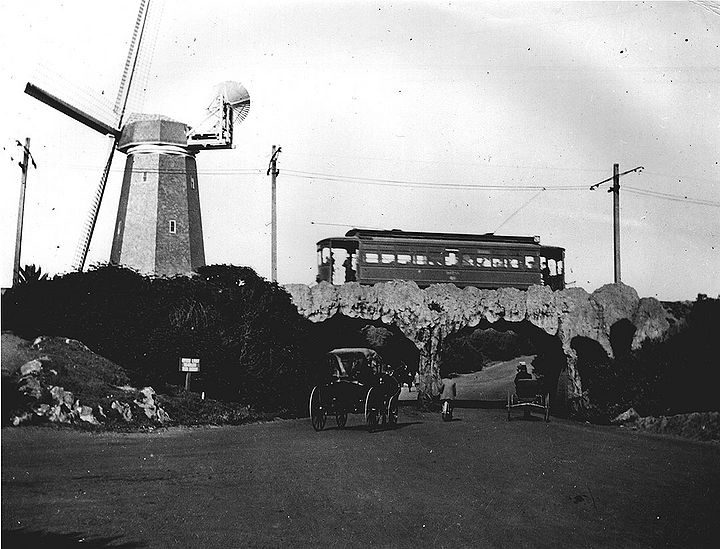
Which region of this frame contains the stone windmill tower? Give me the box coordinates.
[24,0,250,277]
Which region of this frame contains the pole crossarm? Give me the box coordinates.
[589,166,644,191]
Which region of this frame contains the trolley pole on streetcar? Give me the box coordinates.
[13,138,36,286]
[267,145,281,283]
[589,164,643,285]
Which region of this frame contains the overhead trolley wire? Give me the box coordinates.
[281,169,587,191]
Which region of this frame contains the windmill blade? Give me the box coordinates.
[114,0,152,122]
[72,136,119,271]
[25,83,120,137]
[122,0,165,116]
[75,0,157,271]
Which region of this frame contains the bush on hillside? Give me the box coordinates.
[1,264,314,412]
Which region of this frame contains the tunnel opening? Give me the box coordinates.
[610,318,637,359]
[571,336,614,422]
[305,313,420,392]
[441,319,567,412]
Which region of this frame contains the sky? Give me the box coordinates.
[1,0,718,301]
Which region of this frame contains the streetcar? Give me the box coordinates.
[316,228,565,290]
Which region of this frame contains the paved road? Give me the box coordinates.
[3,408,720,548]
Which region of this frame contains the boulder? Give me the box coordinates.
[611,407,640,425]
[19,359,43,376]
[112,400,133,422]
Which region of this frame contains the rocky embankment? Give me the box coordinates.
[2,334,170,428]
[612,407,720,442]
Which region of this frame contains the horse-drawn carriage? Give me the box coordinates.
[309,348,401,431]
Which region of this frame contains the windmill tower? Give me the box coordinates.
[24,1,250,277]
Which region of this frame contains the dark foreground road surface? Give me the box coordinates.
[2,407,719,548]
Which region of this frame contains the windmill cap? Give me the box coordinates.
[118,115,189,152]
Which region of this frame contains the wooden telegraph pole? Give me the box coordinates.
[13,138,36,285]
[267,145,282,282]
[612,163,621,283]
[589,164,644,285]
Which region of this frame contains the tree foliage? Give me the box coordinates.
[573,295,720,423]
[2,264,314,411]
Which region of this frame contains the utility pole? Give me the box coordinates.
[589,164,643,285]
[13,138,36,285]
[267,145,281,282]
[612,163,621,283]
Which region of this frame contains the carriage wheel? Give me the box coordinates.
[309,386,326,431]
[544,394,550,423]
[365,388,379,431]
[387,395,399,427]
[336,412,348,428]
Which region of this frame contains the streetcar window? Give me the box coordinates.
[397,253,412,264]
[510,258,520,269]
[540,256,547,270]
[492,258,503,268]
[548,259,557,276]
[415,254,427,265]
[365,253,379,263]
[525,256,536,269]
[557,260,564,274]
[428,252,443,266]
[477,256,491,268]
[317,251,322,266]
[444,250,459,266]
[322,247,331,264]
[462,255,475,267]
[381,253,395,264]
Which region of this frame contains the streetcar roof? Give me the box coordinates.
[343,228,541,245]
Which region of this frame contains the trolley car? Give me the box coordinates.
[316,229,565,290]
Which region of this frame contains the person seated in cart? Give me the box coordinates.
[514,362,535,418]
[514,361,533,385]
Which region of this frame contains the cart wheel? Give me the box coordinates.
[387,395,399,427]
[544,394,550,422]
[336,412,348,428]
[507,392,511,421]
[365,388,379,431]
[309,386,326,431]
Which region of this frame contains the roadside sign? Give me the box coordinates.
[180,358,200,372]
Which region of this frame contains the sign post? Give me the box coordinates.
[179,358,200,391]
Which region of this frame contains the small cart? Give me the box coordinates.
[507,379,550,422]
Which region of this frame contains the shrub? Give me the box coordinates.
[574,295,719,423]
[1,264,314,413]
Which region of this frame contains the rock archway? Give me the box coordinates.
[285,280,670,412]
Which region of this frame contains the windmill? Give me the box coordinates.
[24,1,250,277]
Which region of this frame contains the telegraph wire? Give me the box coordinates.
[26,162,720,206]
[624,186,720,207]
[282,169,587,190]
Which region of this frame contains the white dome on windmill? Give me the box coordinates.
[213,81,250,123]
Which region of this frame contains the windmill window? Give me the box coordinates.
[169,220,177,234]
